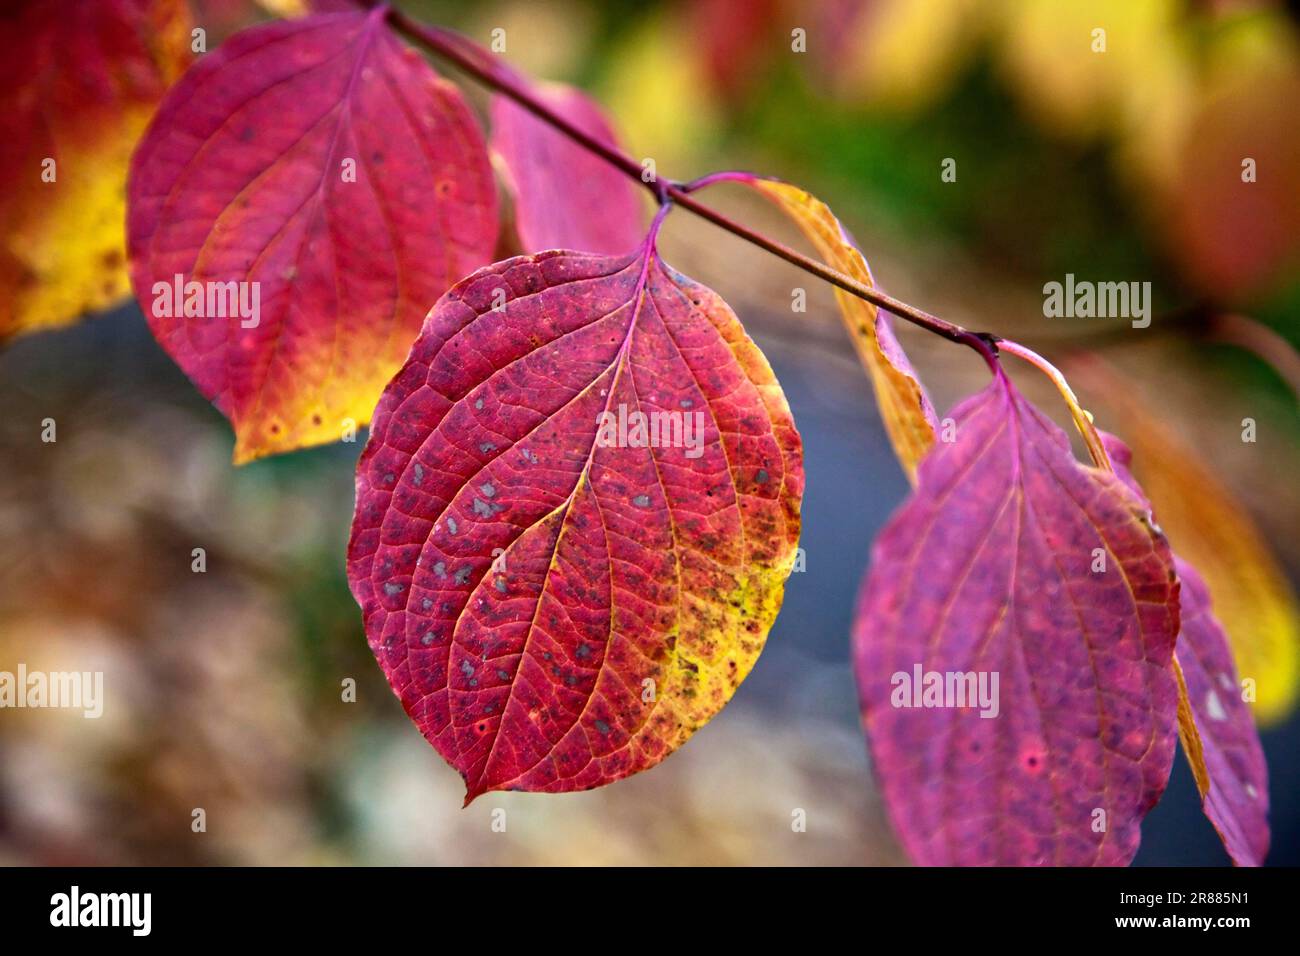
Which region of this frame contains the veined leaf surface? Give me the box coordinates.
[128,9,498,462]
[853,374,1180,865]
[348,240,803,800]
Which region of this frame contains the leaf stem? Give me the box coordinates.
[998,340,1112,470]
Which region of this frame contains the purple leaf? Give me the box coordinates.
[853,373,1180,865]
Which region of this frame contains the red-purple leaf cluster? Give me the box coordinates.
[115,3,1274,867]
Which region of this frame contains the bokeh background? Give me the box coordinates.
[2,0,1298,865]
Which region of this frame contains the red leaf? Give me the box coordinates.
[347,240,803,801]
[490,85,645,254]
[1102,433,1270,866]
[852,373,1180,865]
[127,8,498,462]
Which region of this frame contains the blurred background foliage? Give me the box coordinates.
[1,0,1298,864]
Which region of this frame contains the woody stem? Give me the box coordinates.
[376,5,1002,366]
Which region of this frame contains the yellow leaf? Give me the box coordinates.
[0,0,191,341]
[744,179,937,482]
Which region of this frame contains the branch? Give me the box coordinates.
[376,4,1000,365]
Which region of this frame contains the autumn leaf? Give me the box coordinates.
[1101,432,1269,866]
[739,177,937,482]
[853,372,1180,865]
[0,0,191,340]
[127,8,498,463]
[1172,560,1271,865]
[490,84,646,255]
[347,239,803,801]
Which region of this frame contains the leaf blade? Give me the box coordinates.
[490,83,646,255]
[1173,560,1271,865]
[852,375,1180,865]
[740,177,937,481]
[127,9,498,462]
[348,245,803,799]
